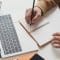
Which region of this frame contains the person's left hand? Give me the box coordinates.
[51,32,60,48]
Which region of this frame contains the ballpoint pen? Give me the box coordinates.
[30,0,35,32]
[30,0,35,25]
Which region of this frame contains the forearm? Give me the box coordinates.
[36,0,56,15]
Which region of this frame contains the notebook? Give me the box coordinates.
[19,7,60,47]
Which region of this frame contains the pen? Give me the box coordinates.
[30,0,35,25]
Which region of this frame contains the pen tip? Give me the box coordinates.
[30,23,32,25]
[30,24,31,25]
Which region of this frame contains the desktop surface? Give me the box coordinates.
[0,0,60,60]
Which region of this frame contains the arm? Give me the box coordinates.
[36,0,56,15]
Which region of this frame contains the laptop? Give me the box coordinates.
[0,14,38,58]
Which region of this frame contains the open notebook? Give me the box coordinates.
[19,7,60,47]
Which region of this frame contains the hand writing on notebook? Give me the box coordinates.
[51,32,60,48]
[25,7,42,24]
[25,0,60,48]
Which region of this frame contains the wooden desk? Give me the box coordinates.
[0,52,36,60]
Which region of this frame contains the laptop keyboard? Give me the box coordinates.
[0,15,22,55]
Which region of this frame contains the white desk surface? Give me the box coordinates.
[0,0,60,60]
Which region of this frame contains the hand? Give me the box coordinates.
[25,7,42,24]
[51,32,60,48]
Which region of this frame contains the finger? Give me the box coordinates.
[52,40,60,44]
[53,36,60,40]
[25,16,30,24]
[52,43,60,48]
[26,8,31,13]
[32,14,41,23]
[32,17,40,24]
[25,16,31,24]
[32,12,41,20]
[25,10,32,24]
[53,32,60,36]
[25,10,32,17]
[51,39,60,48]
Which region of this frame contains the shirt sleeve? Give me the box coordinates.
[36,0,56,15]
[54,0,60,7]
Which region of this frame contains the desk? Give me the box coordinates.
[0,0,60,60]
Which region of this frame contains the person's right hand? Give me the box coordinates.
[25,7,42,24]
